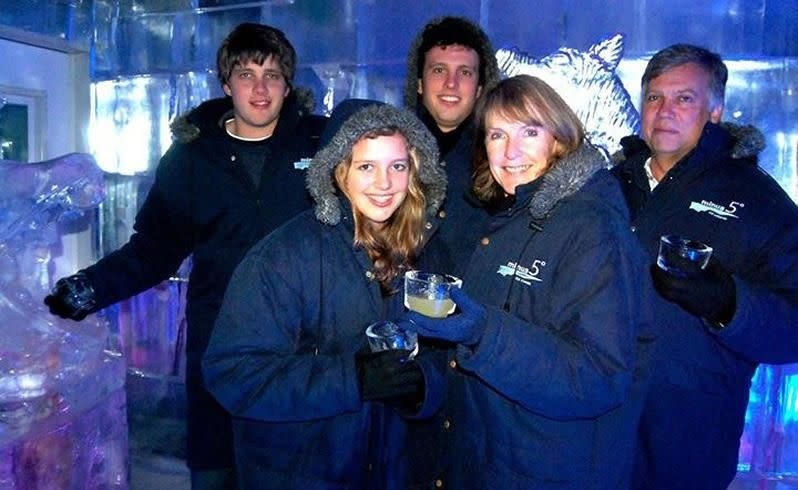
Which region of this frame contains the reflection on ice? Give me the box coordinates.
[0,154,127,488]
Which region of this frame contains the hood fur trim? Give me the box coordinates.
[307,104,446,226]
[169,88,317,144]
[528,143,607,220]
[171,112,203,144]
[612,121,765,164]
[722,122,765,159]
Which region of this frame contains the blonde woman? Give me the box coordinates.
[405,75,653,488]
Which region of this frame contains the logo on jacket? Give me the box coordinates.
[689,200,744,221]
[496,260,546,285]
[293,158,312,170]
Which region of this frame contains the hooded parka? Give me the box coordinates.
[203,102,449,489]
[403,16,501,277]
[612,122,798,489]
[427,144,653,489]
[79,93,325,469]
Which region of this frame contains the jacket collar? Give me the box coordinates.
[522,143,607,221]
[170,90,314,145]
[616,121,765,170]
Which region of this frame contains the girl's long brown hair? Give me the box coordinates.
[335,128,427,290]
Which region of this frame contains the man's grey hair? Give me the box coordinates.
[641,44,728,109]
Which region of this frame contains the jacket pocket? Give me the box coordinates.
[481,413,594,483]
[233,413,369,484]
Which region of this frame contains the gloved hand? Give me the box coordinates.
[43,273,97,321]
[650,256,736,326]
[356,349,424,410]
[403,288,486,345]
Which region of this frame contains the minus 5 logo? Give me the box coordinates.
[689,199,744,221]
[496,260,546,286]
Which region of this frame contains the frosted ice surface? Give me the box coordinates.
[0,154,127,488]
[496,34,641,160]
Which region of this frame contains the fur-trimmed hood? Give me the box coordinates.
[169,87,317,144]
[402,16,500,110]
[722,122,766,159]
[306,100,446,226]
[612,121,765,165]
[525,143,608,221]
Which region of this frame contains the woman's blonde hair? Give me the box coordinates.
[472,75,585,202]
[335,128,427,289]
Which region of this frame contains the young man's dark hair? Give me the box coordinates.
[416,17,491,82]
[402,16,500,110]
[216,22,297,87]
[402,16,500,279]
[44,22,326,490]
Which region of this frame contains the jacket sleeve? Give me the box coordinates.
[713,221,798,364]
[457,217,641,420]
[406,342,448,419]
[202,231,363,422]
[80,146,194,308]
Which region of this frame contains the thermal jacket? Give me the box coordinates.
[428,144,653,489]
[80,94,325,469]
[402,17,501,278]
[203,102,449,489]
[612,122,798,489]
[416,108,491,278]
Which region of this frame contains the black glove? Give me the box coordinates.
[43,273,97,321]
[356,349,424,410]
[650,257,736,326]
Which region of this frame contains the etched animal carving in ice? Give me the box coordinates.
[495,34,640,160]
[0,153,113,434]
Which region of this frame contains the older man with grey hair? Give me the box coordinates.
[612,44,798,489]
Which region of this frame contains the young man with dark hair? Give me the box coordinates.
[44,22,325,489]
[403,16,500,276]
[612,44,798,489]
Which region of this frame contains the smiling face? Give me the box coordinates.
[641,62,723,173]
[223,55,289,139]
[484,110,558,195]
[343,133,411,230]
[418,44,482,133]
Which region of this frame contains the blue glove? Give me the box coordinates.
[403,288,486,346]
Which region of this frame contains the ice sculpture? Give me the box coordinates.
[496,34,641,160]
[0,153,128,489]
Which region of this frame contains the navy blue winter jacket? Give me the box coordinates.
[428,144,653,489]
[413,106,491,279]
[203,203,446,489]
[81,94,325,469]
[613,122,798,489]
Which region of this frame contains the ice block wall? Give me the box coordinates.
[0,154,128,489]
[1,0,795,485]
[85,1,798,485]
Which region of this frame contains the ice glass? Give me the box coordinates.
[404,271,462,318]
[365,320,418,358]
[657,234,713,277]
